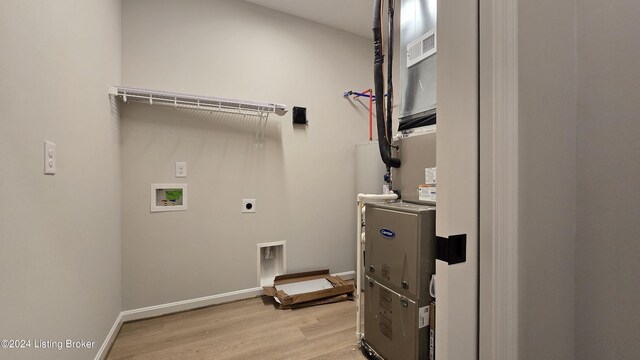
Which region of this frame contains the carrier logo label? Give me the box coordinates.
[380,228,395,239]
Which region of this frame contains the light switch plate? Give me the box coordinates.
[242,199,256,213]
[176,162,187,178]
[44,141,56,175]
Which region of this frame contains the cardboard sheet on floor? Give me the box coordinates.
[263,269,354,309]
[275,278,334,295]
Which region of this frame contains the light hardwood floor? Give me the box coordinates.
[106,296,367,360]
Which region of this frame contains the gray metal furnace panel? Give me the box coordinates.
[392,130,437,204]
[364,277,429,360]
[366,209,419,296]
[364,202,436,301]
[400,0,438,121]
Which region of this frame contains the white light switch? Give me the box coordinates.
[44,141,56,175]
[176,162,187,178]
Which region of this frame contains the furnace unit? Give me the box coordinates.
[362,201,436,360]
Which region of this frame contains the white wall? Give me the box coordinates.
[0,1,121,359]
[575,1,640,358]
[518,0,577,359]
[120,0,374,310]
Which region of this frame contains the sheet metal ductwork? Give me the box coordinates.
[399,0,437,124]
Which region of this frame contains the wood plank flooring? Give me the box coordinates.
[106,296,367,360]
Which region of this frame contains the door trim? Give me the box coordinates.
[479,0,519,359]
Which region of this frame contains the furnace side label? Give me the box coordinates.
[419,305,429,329]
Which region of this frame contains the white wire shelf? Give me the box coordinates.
[108,86,288,147]
[108,86,288,116]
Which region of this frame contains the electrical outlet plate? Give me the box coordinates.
[44,141,56,175]
[242,199,256,213]
[176,162,187,178]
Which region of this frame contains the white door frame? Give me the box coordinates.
[479,0,519,359]
[435,0,480,358]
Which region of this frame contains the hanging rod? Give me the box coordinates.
[108,86,288,116]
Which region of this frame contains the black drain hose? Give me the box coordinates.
[373,0,400,169]
[386,0,395,149]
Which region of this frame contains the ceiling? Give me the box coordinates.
[244,0,374,39]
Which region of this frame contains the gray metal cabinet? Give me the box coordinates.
[363,202,436,360]
[364,276,428,360]
[365,202,436,300]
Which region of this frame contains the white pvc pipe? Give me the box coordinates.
[357,193,399,202]
[355,193,398,341]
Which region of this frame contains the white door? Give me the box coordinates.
[435,0,479,359]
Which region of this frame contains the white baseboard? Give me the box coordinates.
[120,287,264,322]
[120,272,355,323]
[94,312,123,360]
[119,271,355,324]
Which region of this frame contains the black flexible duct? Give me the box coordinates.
[373,0,401,169]
[386,0,394,148]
